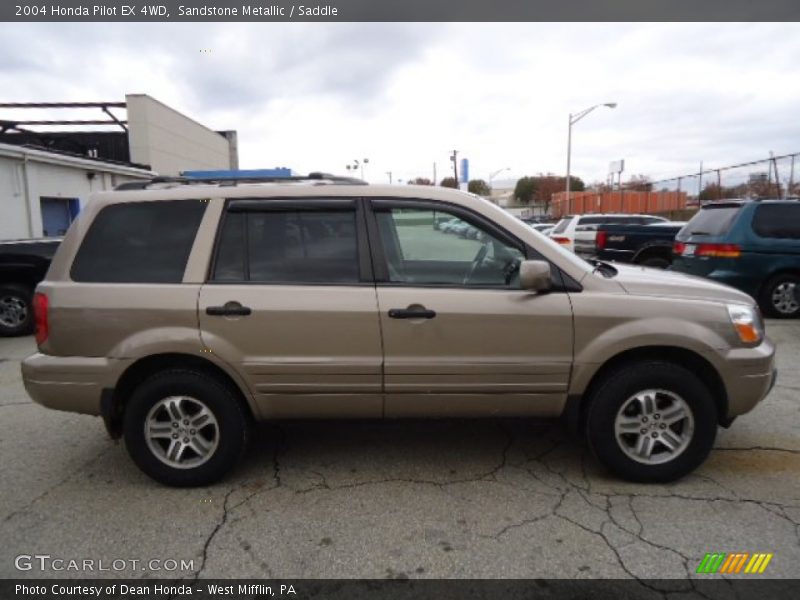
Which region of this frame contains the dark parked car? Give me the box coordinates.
[585,222,687,268]
[671,200,800,317]
[0,238,61,336]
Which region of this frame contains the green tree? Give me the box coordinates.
[468,179,490,196]
[515,173,585,209]
[513,176,538,204]
[408,177,433,185]
[566,175,585,192]
[440,177,458,189]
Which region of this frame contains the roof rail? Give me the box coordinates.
[113,171,367,191]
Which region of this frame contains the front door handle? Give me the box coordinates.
[206,301,252,317]
[388,307,436,319]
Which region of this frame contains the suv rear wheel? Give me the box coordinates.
[759,273,800,318]
[586,361,717,482]
[123,370,249,486]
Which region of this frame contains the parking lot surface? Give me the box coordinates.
[1,321,799,582]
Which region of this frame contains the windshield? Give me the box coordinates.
[551,218,571,234]
[681,205,742,237]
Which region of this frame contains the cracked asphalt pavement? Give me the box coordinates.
[1,321,798,582]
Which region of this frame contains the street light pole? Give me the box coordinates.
[566,102,617,213]
[346,158,369,180]
[489,167,510,190]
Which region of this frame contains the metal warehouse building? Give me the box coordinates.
[0,94,238,240]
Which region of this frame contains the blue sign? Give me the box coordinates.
[460,158,469,183]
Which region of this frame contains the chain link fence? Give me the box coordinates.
[627,153,800,206]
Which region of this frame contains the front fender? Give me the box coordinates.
[568,296,734,396]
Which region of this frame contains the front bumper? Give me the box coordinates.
[21,352,125,416]
[720,339,777,418]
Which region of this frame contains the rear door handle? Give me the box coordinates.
[388,307,436,319]
[206,301,252,317]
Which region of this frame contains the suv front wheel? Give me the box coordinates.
[586,361,717,482]
[123,370,249,486]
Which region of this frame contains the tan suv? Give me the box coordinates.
[22,174,777,486]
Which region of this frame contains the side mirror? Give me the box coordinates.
[519,260,552,292]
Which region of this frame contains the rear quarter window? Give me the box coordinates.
[682,205,742,237]
[752,204,800,239]
[70,200,207,283]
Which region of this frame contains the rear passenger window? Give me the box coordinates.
[212,209,360,284]
[71,200,206,283]
[752,204,800,239]
[578,216,605,226]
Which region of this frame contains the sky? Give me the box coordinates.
[1,22,799,187]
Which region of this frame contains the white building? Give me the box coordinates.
[0,94,238,240]
[0,143,154,239]
[125,94,238,175]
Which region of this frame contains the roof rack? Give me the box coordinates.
[113,171,367,191]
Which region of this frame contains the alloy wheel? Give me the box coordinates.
[145,396,219,469]
[771,281,799,315]
[0,295,27,328]
[614,389,695,465]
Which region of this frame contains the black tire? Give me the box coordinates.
[123,369,249,487]
[0,284,34,337]
[585,361,717,483]
[637,255,670,269]
[759,273,800,319]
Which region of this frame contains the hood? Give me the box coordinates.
[611,263,755,306]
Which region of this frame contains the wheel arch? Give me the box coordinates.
[632,244,672,264]
[563,345,728,435]
[758,267,800,295]
[102,353,256,439]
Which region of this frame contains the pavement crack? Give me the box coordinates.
[2,445,111,523]
[715,445,800,455]
[480,513,553,540]
[193,486,237,581]
[295,426,517,495]
[774,383,800,393]
[270,424,285,489]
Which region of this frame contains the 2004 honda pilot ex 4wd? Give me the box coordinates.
[22,175,777,486]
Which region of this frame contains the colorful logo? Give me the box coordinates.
[696,552,773,574]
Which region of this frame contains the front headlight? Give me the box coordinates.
[727,304,764,345]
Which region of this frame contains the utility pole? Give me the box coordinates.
[697,161,703,200]
[450,150,459,184]
[385,171,392,184]
[433,162,437,185]
[770,151,782,199]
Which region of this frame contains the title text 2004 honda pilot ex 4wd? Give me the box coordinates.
[22,174,777,487]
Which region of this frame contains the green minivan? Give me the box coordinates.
[672,199,800,317]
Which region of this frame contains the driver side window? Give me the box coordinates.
[375,207,524,288]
